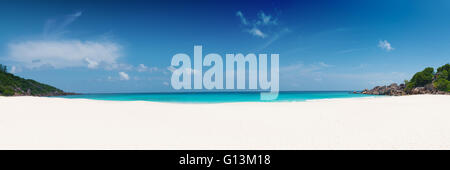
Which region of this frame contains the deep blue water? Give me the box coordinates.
[54,91,375,103]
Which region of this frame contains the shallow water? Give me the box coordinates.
[54,91,376,103]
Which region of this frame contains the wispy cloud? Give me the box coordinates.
[281,62,333,75]
[279,62,334,88]
[258,28,290,50]
[257,11,277,25]
[236,10,282,39]
[329,72,407,86]
[119,71,130,80]
[236,11,248,25]
[44,11,83,38]
[280,62,408,90]
[378,40,394,51]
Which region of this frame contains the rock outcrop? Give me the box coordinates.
[361,83,449,96]
[361,83,406,96]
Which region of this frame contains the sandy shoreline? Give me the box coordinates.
[1,95,449,149]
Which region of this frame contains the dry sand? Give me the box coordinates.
[0,95,449,149]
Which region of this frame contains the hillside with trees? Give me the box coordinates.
[0,64,70,96]
[362,63,450,95]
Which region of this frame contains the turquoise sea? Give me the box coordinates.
[55,91,375,103]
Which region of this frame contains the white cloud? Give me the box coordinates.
[119,72,129,80]
[8,40,122,69]
[248,28,266,38]
[85,58,99,69]
[378,40,394,51]
[10,65,21,74]
[6,12,127,71]
[137,64,148,72]
[137,64,158,72]
[10,66,16,73]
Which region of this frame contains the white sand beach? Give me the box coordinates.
[0,95,449,149]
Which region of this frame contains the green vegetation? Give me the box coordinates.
[0,64,65,96]
[405,67,434,91]
[0,64,6,72]
[405,63,450,92]
[434,64,450,92]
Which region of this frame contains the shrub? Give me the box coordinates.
[406,67,434,90]
[405,81,415,92]
[437,63,450,73]
[0,85,15,96]
[434,64,450,92]
[436,64,449,81]
[434,78,450,92]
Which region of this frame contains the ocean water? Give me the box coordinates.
[55,91,375,103]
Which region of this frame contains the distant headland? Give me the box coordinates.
[360,63,450,96]
[0,64,76,96]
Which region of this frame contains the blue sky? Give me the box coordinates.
[1,0,449,93]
